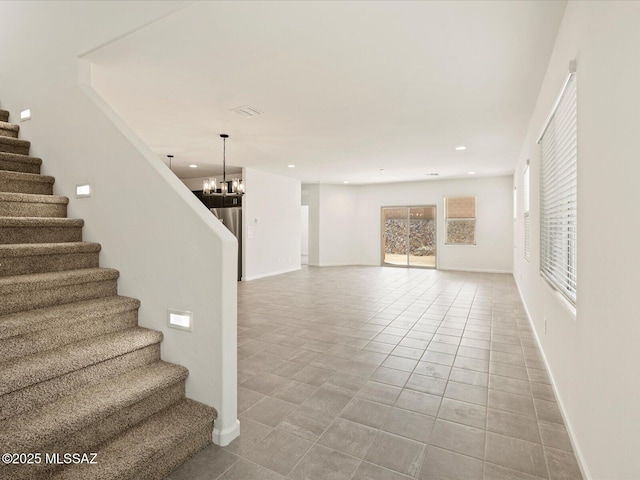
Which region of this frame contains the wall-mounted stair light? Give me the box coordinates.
[20,109,31,121]
[168,309,193,332]
[76,184,91,198]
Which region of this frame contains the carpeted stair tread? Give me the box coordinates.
[52,398,217,480]
[0,191,68,204]
[0,135,30,155]
[0,110,8,123]
[0,242,100,277]
[0,170,54,195]
[0,296,140,362]
[0,121,19,138]
[0,267,118,295]
[0,345,160,422]
[0,151,42,174]
[0,192,68,217]
[0,241,97,259]
[0,217,84,244]
[0,216,81,227]
[0,327,163,396]
[0,361,188,453]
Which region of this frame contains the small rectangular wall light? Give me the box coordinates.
[76,184,91,198]
[20,109,31,121]
[168,309,193,332]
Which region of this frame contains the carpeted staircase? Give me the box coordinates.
[0,108,217,480]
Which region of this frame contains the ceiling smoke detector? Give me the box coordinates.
[231,105,262,118]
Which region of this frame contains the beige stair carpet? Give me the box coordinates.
[0,108,216,480]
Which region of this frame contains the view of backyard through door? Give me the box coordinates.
[382,206,436,268]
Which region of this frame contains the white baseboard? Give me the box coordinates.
[243,266,301,281]
[439,266,513,274]
[212,419,240,447]
[513,276,591,480]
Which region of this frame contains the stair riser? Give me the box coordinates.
[0,157,41,174]
[0,309,138,363]
[0,226,83,244]
[0,201,66,218]
[0,140,29,156]
[0,251,98,277]
[0,177,53,195]
[0,344,160,421]
[0,111,8,123]
[0,279,117,316]
[0,125,19,138]
[141,424,212,480]
[10,382,186,480]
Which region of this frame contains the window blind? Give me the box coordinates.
[539,73,577,305]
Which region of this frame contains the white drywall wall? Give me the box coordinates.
[305,177,513,272]
[243,168,301,280]
[0,1,238,445]
[302,184,321,266]
[513,2,640,478]
[301,206,309,265]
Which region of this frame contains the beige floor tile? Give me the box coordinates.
[428,419,485,459]
[485,431,547,478]
[318,417,377,458]
[288,445,360,480]
[395,389,441,416]
[419,446,483,480]
[381,407,435,443]
[365,431,426,477]
[244,429,313,476]
[351,461,414,480]
[217,458,285,480]
[340,397,392,428]
[277,405,335,442]
[242,396,297,427]
[438,398,487,429]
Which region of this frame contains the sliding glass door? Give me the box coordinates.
[382,206,436,268]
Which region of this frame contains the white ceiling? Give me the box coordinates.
[86,1,567,184]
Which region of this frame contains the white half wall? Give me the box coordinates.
[513,2,640,478]
[0,1,238,445]
[243,168,301,280]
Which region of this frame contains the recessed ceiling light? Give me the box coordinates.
[189,164,198,168]
[379,169,385,171]
[455,146,467,151]
[288,164,295,168]
[468,171,476,175]
[343,181,349,184]
[426,173,439,176]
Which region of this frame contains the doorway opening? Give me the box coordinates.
[382,206,436,268]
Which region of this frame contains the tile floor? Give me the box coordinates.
[167,266,583,480]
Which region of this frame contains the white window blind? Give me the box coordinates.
[523,164,531,261]
[539,72,577,305]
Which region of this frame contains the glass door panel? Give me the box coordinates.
[382,205,436,268]
[409,206,436,267]
[382,207,408,266]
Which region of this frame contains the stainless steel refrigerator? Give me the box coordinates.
[210,207,242,281]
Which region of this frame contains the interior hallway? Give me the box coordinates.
[168,266,582,479]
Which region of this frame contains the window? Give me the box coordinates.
[445,196,476,244]
[539,71,577,305]
[523,163,531,261]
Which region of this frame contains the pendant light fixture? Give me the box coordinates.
[203,134,244,196]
